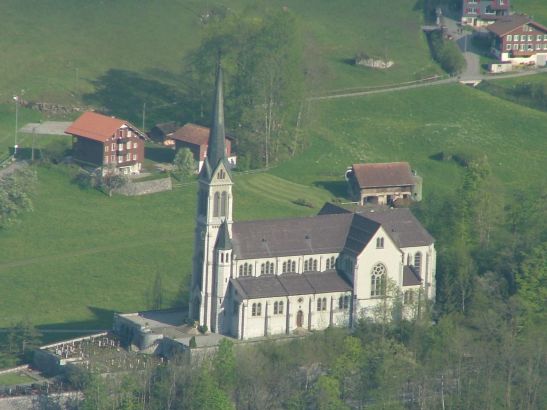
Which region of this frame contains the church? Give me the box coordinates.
[189,66,436,340]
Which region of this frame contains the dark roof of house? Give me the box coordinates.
[351,162,415,189]
[403,266,422,286]
[231,213,354,259]
[65,111,145,143]
[231,271,352,299]
[487,15,547,36]
[153,122,178,136]
[171,123,214,146]
[318,203,434,248]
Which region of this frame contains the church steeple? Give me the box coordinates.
[201,63,227,180]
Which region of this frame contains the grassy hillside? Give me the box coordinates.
[513,0,547,25]
[273,83,547,196]
[0,0,437,154]
[0,167,327,330]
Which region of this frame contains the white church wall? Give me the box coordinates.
[353,227,402,306]
[401,244,436,300]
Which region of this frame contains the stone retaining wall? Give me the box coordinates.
[115,177,172,196]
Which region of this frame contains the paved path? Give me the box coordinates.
[19,121,71,135]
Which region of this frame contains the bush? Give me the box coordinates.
[197,325,208,334]
[189,336,197,348]
[427,31,466,75]
[292,198,314,208]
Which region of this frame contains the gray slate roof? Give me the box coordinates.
[232,213,353,259]
[319,203,434,249]
[231,271,352,300]
[362,208,434,248]
[403,266,422,286]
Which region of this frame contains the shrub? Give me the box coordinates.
[189,336,197,348]
[198,325,208,334]
[427,31,466,75]
[293,198,314,208]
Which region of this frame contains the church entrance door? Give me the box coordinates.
[296,310,304,327]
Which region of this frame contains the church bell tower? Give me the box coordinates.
[189,64,233,333]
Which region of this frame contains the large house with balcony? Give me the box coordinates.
[461,0,510,27]
[65,111,147,175]
[487,15,547,66]
[188,66,436,340]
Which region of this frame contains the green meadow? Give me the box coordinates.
[514,0,547,25]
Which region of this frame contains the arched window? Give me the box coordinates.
[304,260,309,271]
[256,303,262,316]
[274,301,279,314]
[313,259,318,271]
[268,262,274,274]
[220,253,224,263]
[291,261,296,272]
[322,297,327,311]
[376,237,384,248]
[326,256,336,270]
[317,298,322,311]
[371,263,387,297]
[218,169,225,179]
[278,301,283,314]
[252,303,257,316]
[213,192,220,217]
[220,191,228,217]
[414,252,422,274]
[261,263,265,274]
[282,261,287,273]
[239,265,243,277]
[248,264,253,275]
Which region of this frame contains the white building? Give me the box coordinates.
[189,66,437,340]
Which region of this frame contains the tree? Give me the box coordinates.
[516,242,547,325]
[214,339,236,393]
[0,167,36,229]
[309,375,349,410]
[182,9,304,168]
[173,147,197,179]
[101,167,128,197]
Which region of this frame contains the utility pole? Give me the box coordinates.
[13,95,19,156]
[142,102,146,132]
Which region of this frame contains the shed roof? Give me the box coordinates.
[65,111,143,142]
[352,162,415,189]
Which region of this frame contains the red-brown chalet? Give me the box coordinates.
[170,123,236,172]
[487,15,547,66]
[65,111,147,175]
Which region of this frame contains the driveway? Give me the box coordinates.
[441,14,481,80]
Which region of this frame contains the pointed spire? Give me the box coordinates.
[216,219,232,250]
[205,62,227,173]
